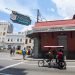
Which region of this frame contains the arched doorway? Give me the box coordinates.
[17,46,21,50]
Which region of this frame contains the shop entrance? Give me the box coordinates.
[57,36,67,58]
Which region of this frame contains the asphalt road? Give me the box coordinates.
[0,52,75,75]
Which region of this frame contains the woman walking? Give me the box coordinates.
[22,48,26,60]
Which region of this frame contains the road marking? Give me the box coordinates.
[0,62,24,71]
[0,60,75,72]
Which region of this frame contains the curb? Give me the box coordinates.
[25,58,75,62]
[65,60,75,62]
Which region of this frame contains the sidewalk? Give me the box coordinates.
[26,57,75,62]
[0,52,22,60]
[0,52,75,62]
[26,56,75,62]
[13,54,75,62]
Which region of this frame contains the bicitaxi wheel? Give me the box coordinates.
[38,60,44,67]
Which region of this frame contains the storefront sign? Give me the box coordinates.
[10,11,31,25]
[33,26,75,33]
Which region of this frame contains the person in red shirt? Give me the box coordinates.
[47,51,53,67]
[57,50,63,61]
[48,51,53,61]
[57,49,64,69]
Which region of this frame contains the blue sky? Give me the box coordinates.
[0,0,75,32]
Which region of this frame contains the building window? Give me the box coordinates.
[4,28,6,31]
[27,46,31,49]
[17,46,21,50]
[25,39,28,44]
[8,39,9,41]
[2,38,4,42]
[17,39,19,42]
[8,45,11,50]
[3,32,5,35]
[0,32,2,35]
[29,39,31,43]
[20,39,22,42]
[11,39,13,42]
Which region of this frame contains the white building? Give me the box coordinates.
[0,21,34,50]
[0,21,13,49]
[5,32,24,50]
[5,32,34,50]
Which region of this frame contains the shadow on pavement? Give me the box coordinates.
[0,67,27,75]
[0,66,4,69]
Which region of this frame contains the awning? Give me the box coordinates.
[27,19,75,35]
[44,46,64,48]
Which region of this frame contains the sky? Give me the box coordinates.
[0,0,75,32]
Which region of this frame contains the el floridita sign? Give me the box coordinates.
[10,11,31,25]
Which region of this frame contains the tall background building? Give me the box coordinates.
[0,21,34,50]
[0,21,13,49]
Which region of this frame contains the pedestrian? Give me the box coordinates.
[10,47,13,56]
[57,49,64,62]
[57,49,65,69]
[30,48,32,57]
[47,50,53,67]
[48,51,53,62]
[12,47,15,55]
[52,50,57,63]
[22,48,26,60]
[28,49,30,55]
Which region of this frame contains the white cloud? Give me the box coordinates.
[0,0,39,22]
[0,0,39,32]
[52,0,75,19]
[50,8,55,12]
[0,0,17,14]
[47,8,55,12]
[20,24,34,32]
[0,0,36,16]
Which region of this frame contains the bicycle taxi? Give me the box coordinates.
[38,46,66,69]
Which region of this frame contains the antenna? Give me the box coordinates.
[36,9,47,22]
[37,9,40,22]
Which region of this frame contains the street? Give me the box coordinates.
[0,52,75,75]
